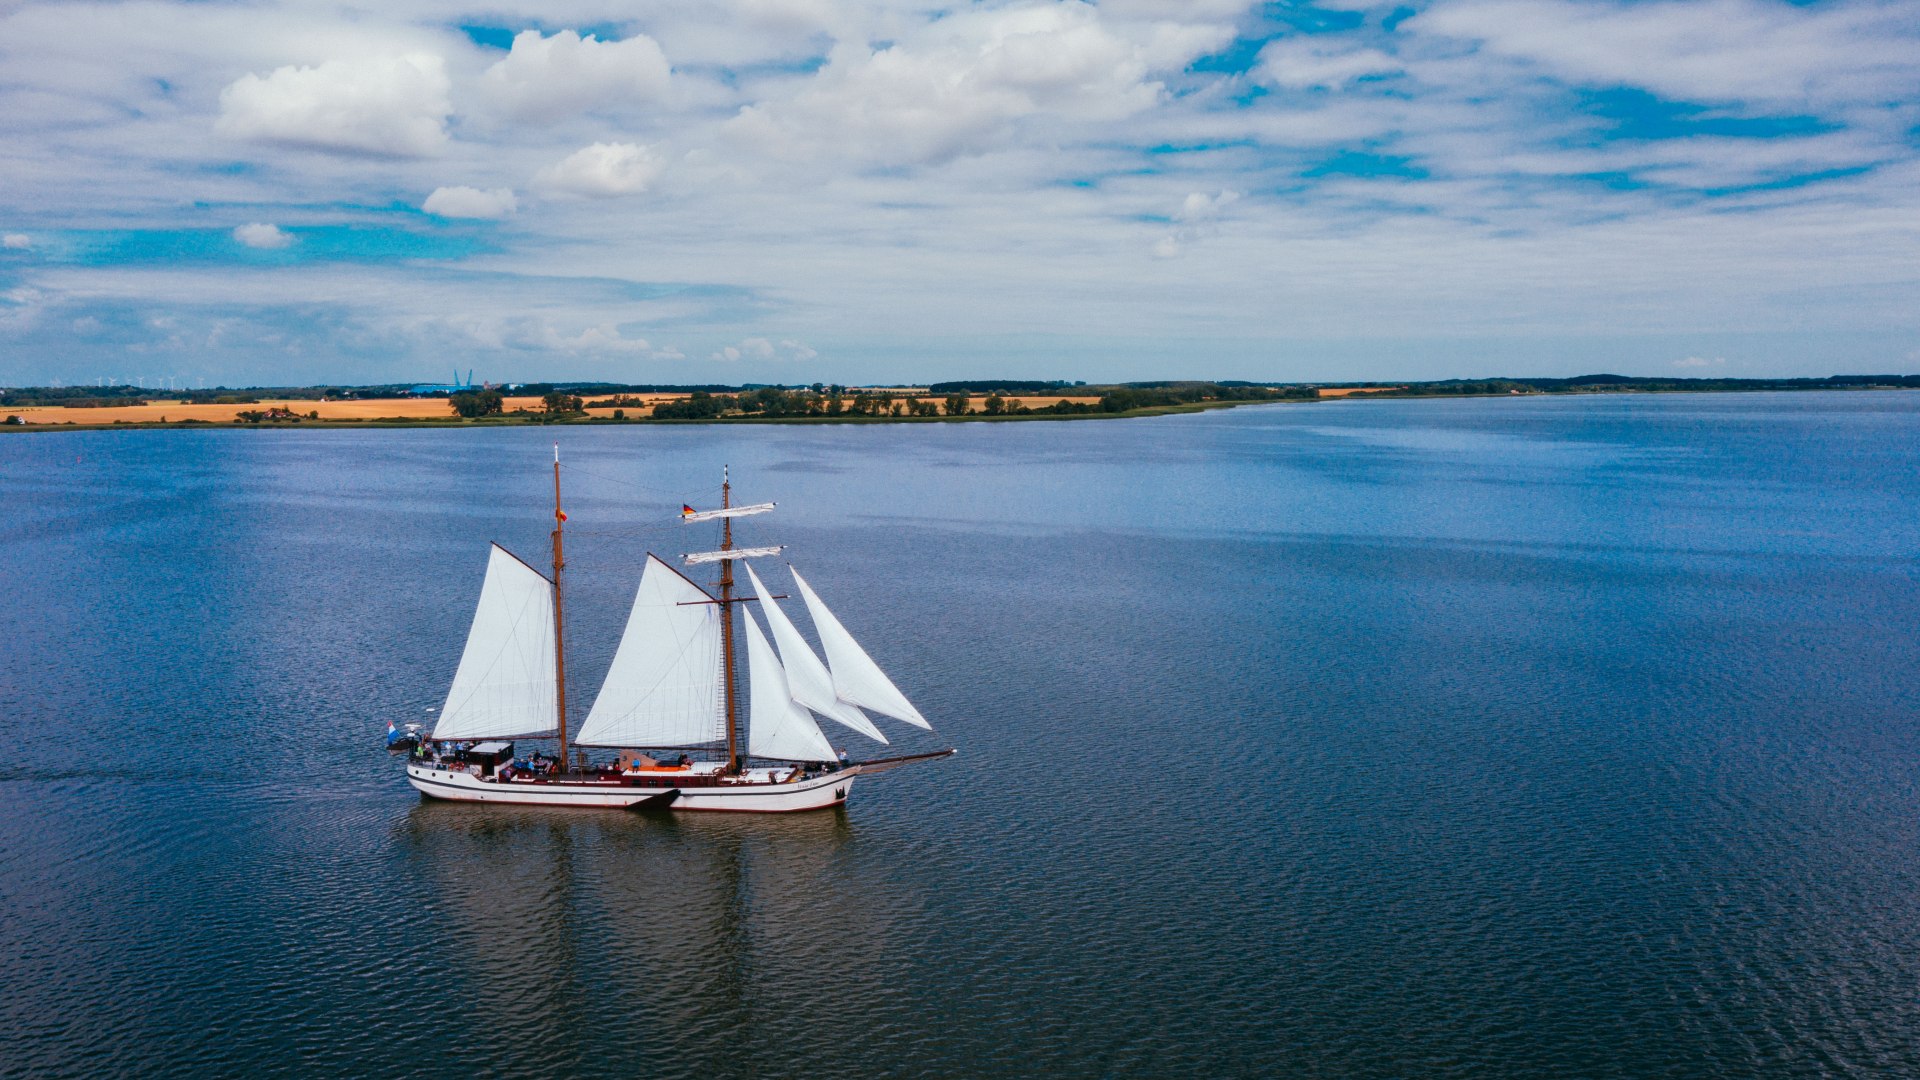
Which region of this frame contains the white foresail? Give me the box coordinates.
[683,545,783,566]
[682,502,775,523]
[789,566,933,730]
[574,554,723,748]
[743,563,887,744]
[743,608,839,762]
[434,544,558,741]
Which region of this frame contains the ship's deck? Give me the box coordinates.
[410,760,824,789]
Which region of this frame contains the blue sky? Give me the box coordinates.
[1,0,1916,386]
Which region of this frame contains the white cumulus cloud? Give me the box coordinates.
[2,234,29,250]
[435,314,679,357]
[534,143,663,197]
[1673,356,1727,368]
[233,223,293,249]
[422,186,517,219]
[1176,189,1241,221]
[546,322,660,353]
[711,337,817,362]
[728,2,1174,166]
[216,53,451,157]
[479,30,671,122]
[1156,189,1242,257]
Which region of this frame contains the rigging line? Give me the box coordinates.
[556,460,703,501]
[549,522,683,545]
[560,540,678,563]
[562,526,682,544]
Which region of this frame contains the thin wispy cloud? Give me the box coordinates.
[0,0,1915,385]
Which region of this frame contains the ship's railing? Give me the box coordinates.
[411,760,818,788]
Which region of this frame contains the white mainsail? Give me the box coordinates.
[574,554,723,748]
[743,563,887,744]
[433,544,558,741]
[743,608,839,762]
[789,566,932,730]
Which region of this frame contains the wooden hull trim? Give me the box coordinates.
[405,762,859,812]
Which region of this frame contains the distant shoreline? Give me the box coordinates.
[4,377,1915,433]
[0,397,1265,432]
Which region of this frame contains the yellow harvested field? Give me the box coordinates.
[903,395,1104,409]
[7,395,681,425]
[1317,387,1402,397]
[582,393,695,418]
[3,390,1121,425]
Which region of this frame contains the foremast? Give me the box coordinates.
[718,466,741,773]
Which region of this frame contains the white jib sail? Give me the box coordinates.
[434,544,558,741]
[742,562,887,744]
[743,608,838,762]
[574,554,723,748]
[789,566,932,730]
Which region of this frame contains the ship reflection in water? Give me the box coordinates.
[392,801,899,1054]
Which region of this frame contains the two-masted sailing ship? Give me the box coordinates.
[402,452,952,811]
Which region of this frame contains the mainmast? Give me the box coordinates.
[551,444,570,770]
[718,465,740,773]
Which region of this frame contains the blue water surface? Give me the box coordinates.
[2,392,1919,1078]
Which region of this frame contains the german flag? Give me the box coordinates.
[681,504,696,518]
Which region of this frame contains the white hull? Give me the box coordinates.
[405,761,859,812]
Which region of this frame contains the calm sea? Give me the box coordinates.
[4,393,1920,1078]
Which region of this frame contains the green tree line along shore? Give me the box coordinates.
[5,375,1919,430]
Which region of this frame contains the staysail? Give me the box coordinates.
[743,563,887,743]
[789,566,932,730]
[743,608,839,762]
[433,544,558,741]
[574,554,723,748]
